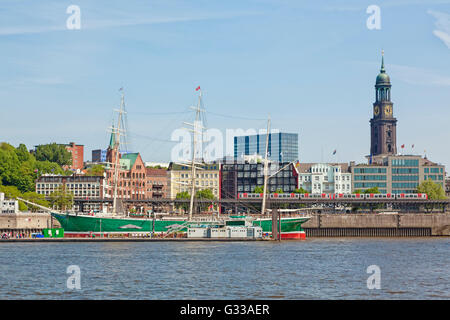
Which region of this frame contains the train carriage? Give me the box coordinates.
[269,193,299,199]
[365,193,394,199]
[395,193,428,199]
[301,193,333,199]
[334,193,364,199]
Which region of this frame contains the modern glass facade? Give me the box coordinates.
[221,161,298,198]
[351,155,445,194]
[234,132,298,163]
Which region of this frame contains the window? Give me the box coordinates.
[392,159,419,167]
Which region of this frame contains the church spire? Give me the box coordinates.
[109,124,115,149]
[380,50,385,73]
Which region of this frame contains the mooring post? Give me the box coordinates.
[278,208,281,241]
[272,207,278,241]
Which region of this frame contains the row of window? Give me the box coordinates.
[311,184,351,190]
[310,167,341,173]
[425,175,444,181]
[354,182,387,188]
[392,183,419,189]
[179,166,218,170]
[300,175,351,182]
[180,173,218,179]
[37,183,100,188]
[354,175,386,181]
[392,175,419,181]
[391,159,419,167]
[353,168,387,174]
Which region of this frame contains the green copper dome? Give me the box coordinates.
[376,52,390,85]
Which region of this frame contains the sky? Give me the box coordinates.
[0,0,449,170]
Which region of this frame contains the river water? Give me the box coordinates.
[0,238,448,299]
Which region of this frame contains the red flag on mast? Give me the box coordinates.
[195,86,201,91]
[401,144,405,148]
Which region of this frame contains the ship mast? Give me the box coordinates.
[261,116,270,216]
[186,89,204,221]
[112,90,126,215]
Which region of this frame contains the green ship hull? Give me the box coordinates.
[52,213,309,239]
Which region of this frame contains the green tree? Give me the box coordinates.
[363,187,380,194]
[0,143,21,187]
[275,188,284,194]
[35,160,66,175]
[34,143,72,167]
[0,142,68,194]
[294,187,307,194]
[48,185,74,211]
[254,186,264,193]
[417,179,446,200]
[195,189,216,212]
[86,164,105,176]
[22,192,50,212]
[15,143,32,162]
[0,185,28,211]
[175,191,190,213]
[417,179,446,213]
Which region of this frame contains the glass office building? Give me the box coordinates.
[234,132,298,163]
[350,155,445,194]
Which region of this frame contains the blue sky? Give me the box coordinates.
[0,0,449,170]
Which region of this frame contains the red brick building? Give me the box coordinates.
[105,131,147,201]
[64,142,84,171]
[146,168,169,198]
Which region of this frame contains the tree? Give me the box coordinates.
[86,165,105,176]
[175,191,190,213]
[363,187,380,194]
[48,185,74,211]
[417,179,446,213]
[34,143,72,167]
[275,188,284,194]
[35,160,66,176]
[195,189,216,212]
[417,179,446,200]
[22,192,50,212]
[294,187,307,194]
[0,142,67,194]
[15,143,32,162]
[0,185,28,211]
[254,186,264,193]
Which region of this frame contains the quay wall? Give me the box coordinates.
[302,213,450,236]
[0,213,59,235]
[1,213,449,237]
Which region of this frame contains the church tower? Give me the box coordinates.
[370,51,397,156]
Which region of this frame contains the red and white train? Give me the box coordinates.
[237,193,428,200]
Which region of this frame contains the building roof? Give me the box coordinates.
[376,52,391,85]
[146,168,168,177]
[168,161,219,171]
[121,153,139,168]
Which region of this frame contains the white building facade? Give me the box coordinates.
[0,192,19,213]
[298,163,352,194]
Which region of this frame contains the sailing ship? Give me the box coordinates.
[49,88,310,239]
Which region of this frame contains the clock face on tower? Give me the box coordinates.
[374,106,380,116]
[384,105,392,116]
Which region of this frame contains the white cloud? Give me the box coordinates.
[0,11,262,36]
[428,10,450,49]
[389,64,450,86]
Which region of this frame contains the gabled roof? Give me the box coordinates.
[121,153,139,168]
